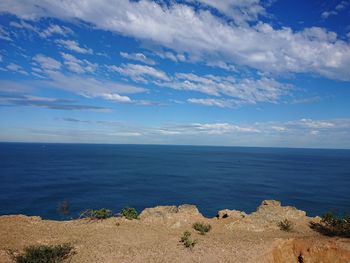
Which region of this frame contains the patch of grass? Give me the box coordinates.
[278,219,293,232]
[310,212,350,238]
[80,208,112,220]
[14,243,75,263]
[192,222,212,235]
[120,207,138,220]
[180,231,197,249]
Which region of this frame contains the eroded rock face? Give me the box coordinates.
[139,204,203,227]
[227,200,308,232]
[265,238,350,263]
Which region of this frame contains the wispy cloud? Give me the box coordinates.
[39,24,73,38]
[0,26,12,41]
[322,1,349,19]
[6,63,29,75]
[55,39,93,54]
[10,20,73,38]
[108,63,170,83]
[32,54,62,71]
[187,98,239,108]
[61,52,97,74]
[0,94,110,111]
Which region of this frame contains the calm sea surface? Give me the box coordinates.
[0,143,349,219]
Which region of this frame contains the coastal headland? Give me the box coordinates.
[1,200,349,262]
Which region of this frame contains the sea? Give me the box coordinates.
[0,142,349,220]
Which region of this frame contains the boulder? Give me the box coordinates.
[217,209,246,220]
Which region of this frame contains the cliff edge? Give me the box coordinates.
[1,200,349,263]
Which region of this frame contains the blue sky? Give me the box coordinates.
[0,0,349,148]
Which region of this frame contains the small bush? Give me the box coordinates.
[310,212,350,238]
[180,231,197,249]
[14,243,75,263]
[80,208,112,220]
[57,200,70,216]
[278,219,293,232]
[192,222,212,235]
[120,207,138,220]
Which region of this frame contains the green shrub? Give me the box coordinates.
[310,212,350,238]
[14,243,75,263]
[180,231,197,249]
[120,207,138,220]
[192,222,212,235]
[80,208,112,220]
[277,219,293,232]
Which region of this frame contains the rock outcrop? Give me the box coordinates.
[139,204,204,228]
[227,200,309,232]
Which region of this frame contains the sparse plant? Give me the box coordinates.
[180,231,197,249]
[278,219,293,232]
[310,212,350,238]
[192,222,212,235]
[14,243,75,263]
[80,208,112,220]
[120,207,138,220]
[57,200,70,216]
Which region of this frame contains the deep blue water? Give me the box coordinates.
[0,143,349,220]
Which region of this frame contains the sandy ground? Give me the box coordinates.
[0,201,349,263]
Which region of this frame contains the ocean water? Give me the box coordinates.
[0,143,349,220]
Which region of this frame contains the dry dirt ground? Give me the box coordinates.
[0,200,349,263]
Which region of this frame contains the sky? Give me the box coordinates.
[0,0,349,148]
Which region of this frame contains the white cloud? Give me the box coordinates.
[32,54,62,71]
[108,63,170,82]
[2,1,350,80]
[0,26,11,41]
[321,1,349,19]
[6,63,29,75]
[120,52,155,65]
[159,122,261,135]
[61,52,97,74]
[310,130,320,135]
[0,80,32,92]
[291,96,321,104]
[187,98,239,108]
[153,50,186,62]
[110,62,290,106]
[321,10,337,19]
[335,1,349,11]
[100,93,133,103]
[39,24,73,38]
[271,126,287,132]
[191,0,266,25]
[10,20,73,38]
[41,71,145,98]
[9,20,36,31]
[158,72,289,104]
[298,118,335,129]
[0,94,110,111]
[26,54,149,104]
[55,39,93,54]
